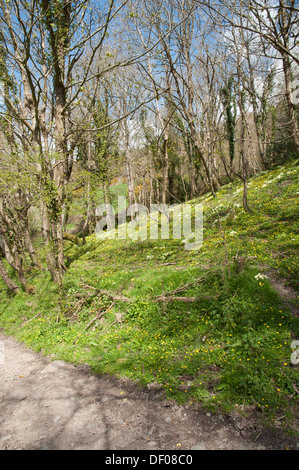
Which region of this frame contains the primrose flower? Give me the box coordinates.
[254,273,268,281]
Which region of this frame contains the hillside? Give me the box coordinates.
[0,160,298,433]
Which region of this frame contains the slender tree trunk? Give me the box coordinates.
[123,119,135,215]
[180,164,188,200]
[234,29,251,212]
[160,74,171,205]
[282,51,299,157]
[0,236,16,270]
[0,258,19,293]
[161,133,169,204]
[126,154,135,210]
[41,200,62,286]
[158,22,216,197]
[11,245,28,291]
[24,225,42,269]
[239,105,251,213]
[0,208,29,290]
[0,238,27,290]
[218,135,233,182]
[245,44,269,169]
[82,133,92,238]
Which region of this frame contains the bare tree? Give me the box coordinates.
[196,0,299,156]
[0,0,135,286]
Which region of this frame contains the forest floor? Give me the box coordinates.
[1,160,299,451]
[0,333,298,451]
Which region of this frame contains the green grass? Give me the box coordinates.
[0,160,299,431]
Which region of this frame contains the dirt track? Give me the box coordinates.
[0,333,298,450]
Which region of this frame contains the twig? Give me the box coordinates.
[65,292,93,318]
[79,281,131,302]
[19,311,42,328]
[276,415,286,421]
[154,273,211,302]
[222,287,240,315]
[105,320,116,332]
[84,312,104,331]
[84,301,115,331]
[155,295,215,303]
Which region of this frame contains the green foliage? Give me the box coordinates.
[220,76,237,166]
[0,160,299,430]
[43,174,62,223]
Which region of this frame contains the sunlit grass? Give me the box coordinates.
[0,159,298,427]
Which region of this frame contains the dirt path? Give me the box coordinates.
[0,333,297,450]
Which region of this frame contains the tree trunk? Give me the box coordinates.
[24,225,42,269]
[239,106,251,213]
[126,155,135,209]
[0,258,19,293]
[63,232,84,246]
[161,134,169,204]
[282,51,299,157]
[41,200,62,286]
[123,119,135,215]
[0,207,29,290]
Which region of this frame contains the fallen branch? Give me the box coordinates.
[76,289,130,303]
[154,273,212,302]
[79,281,131,302]
[155,295,215,303]
[19,311,42,328]
[66,291,93,318]
[84,301,114,331]
[63,232,84,246]
[105,320,116,332]
[84,311,104,331]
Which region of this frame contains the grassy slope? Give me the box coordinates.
[0,160,298,427]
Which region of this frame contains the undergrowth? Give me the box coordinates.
[0,160,298,431]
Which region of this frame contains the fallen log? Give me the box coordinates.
[157,273,210,298]
[154,272,214,302]
[63,232,84,247]
[78,281,131,303]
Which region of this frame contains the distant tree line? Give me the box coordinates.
[0,0,298,292]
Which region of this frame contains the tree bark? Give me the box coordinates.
[40,200,62,286]
[282,51,299,157]
[24,226,42,269]
[0,258,19,293]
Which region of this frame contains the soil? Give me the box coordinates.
[266,270,299,318]
[0,333,298,451]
